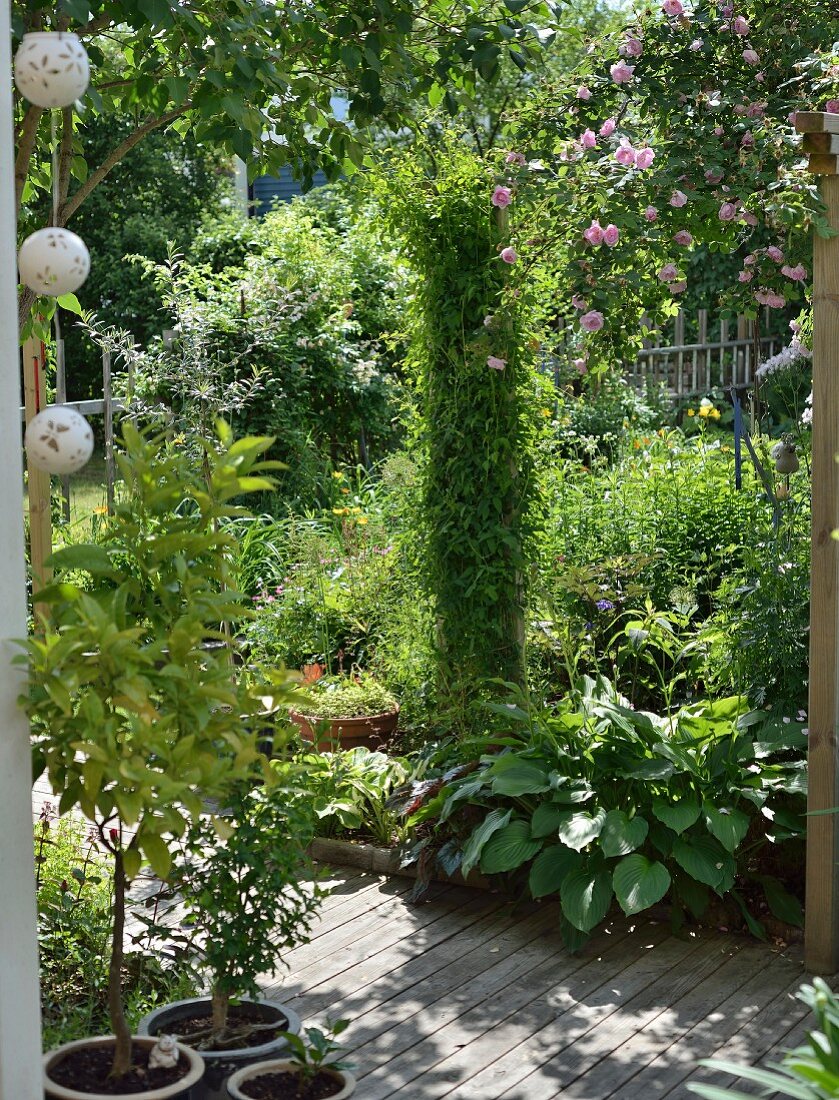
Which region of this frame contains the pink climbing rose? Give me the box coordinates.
[718,201,737,221]
[732,15,750,33]
[491,186,512,208]
[781,264,807,282]
[644,206,659,222]
[487,356,506,371]
[766,245,784,262]
[669,190,688,207]
[574,358,588,375]
[620,35,643,57]
[755,289,786,309]
[673,230,693,246]
[505,151,526,165]
[658,263,679,282]
[742,49,760,64]
[576,85,591,100]
[669,281,687,294]
[661,0,683,14]
[603,224,620,247]
[610,61,635,84]
[500,246,517,264]
[614,140,636,167]
[704,169,723,184]
[743,254,756,265]
[580,310,604,332]
[599,118,617,137]
[738,270,753,282]
[580,129,597,149]
[583,220,605,245]
[690,38,704,50]
[571,294,588,310]
[635,147,655,169]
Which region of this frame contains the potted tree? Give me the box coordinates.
[288,671,399,752]
[138,777,324,1100]
[226,1020,356,1100]
[21,425,288,1098]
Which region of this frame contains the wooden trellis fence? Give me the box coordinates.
[624,308,786,398]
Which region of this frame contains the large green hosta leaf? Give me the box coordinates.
[613,854,671,916]
[528,845,581,899]
[599,810,648,857]
[480,819,542,874]
[461,808,511,877]
[561,866,614,932]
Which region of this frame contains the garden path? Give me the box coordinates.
[264,866,814,1100]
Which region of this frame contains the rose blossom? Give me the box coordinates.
[732,15,750,33]
[505,151,526,166]
[487,356,506,371]
[500,246,517,264]
[583,220,605,245]
[766,245,784,262]
[599,117,616,137]
[661,0,683,14]
[571,294,588,310]
[603,224,620,247]
[742,211,758,225]
[614,140,636,167]
[491,186,512,208]
[580,129,597,149]
[718,201,737,221]
[755,289,786,308]
[576,85,591,100]
[580,310,605,332]
[828,100,839,114]
[635,146,655,169]
[738,270,753,282]
[782,264,807,281]
[574,358,588,374]
[668,281,687,294]
[644,206,659,222]
[658,263,679,282]
[673,230,693,246]
[690,38,704,50]
[755,71,765,82]
[610,61,635,84]
[743,253,756,265]
[620,36,643,57]
[740,131,754,148]
[704,168,723,184]
[742,49,760,65]
[670,190,688,207]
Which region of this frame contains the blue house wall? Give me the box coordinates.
[250,165,328,216]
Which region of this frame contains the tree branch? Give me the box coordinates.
[15,105,44,213]
[57,107,74,215]
[59,106,190,223]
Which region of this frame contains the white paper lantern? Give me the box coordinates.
[18,227,90,296]
[14,32,90,109]
[25,406,94,475]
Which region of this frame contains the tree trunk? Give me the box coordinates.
[108,849,132,1078]
[211,988,230,1036]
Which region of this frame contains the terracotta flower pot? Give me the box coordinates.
[43,1035,205,1100]
[138,996,301,1100]
[289,706,399,752]
[226,1059,356,1099]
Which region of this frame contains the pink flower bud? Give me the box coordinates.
[738,270,753,282]
[620,36,643,57]
[661,0,683,14]
[500,246,517,264]
[766,245,784,262]
[658,263,679,282]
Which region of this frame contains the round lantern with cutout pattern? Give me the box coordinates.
[18,227,90,297]
[25,406,94,475]
[14,32,90,109]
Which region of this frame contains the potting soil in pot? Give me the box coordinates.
[48,1046,191,1095]
[237,1070,345,1100]
[161,1004,289,1049]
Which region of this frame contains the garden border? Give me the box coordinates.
[307,837,492,892]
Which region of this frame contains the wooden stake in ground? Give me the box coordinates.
[797,110,839,973]
[22,336,53,599]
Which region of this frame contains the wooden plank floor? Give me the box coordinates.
[263,867,814,1100]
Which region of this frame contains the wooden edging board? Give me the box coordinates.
[307,837,493,892]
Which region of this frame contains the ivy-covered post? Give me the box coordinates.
[797,110,839,973]
[0,1,44,1095]
[381,139,539,721]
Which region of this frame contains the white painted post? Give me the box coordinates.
[0,3,45,1095]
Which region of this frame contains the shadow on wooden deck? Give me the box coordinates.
[263,867,811,1100]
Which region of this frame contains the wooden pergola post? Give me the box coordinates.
[23,335,53,598]
[797,110,839,974]
[0,2,45,1095]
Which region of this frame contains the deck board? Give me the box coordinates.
[267,868,823,1099]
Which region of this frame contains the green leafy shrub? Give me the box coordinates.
[298,674,398,720]
[400,677,806,947]
[551,373,667,462]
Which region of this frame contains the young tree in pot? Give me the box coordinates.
[21,425,289,1096]
[139,776,324,1095]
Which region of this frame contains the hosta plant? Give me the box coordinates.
[398,676,806,947]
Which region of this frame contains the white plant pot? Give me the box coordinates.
[18,226,90,296]
[14,31,90,108]
[43,1035,205,1100]
[25,405,94,475]
[226,1058,356,1099]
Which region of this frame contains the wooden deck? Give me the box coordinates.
[264,867,813,1100]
